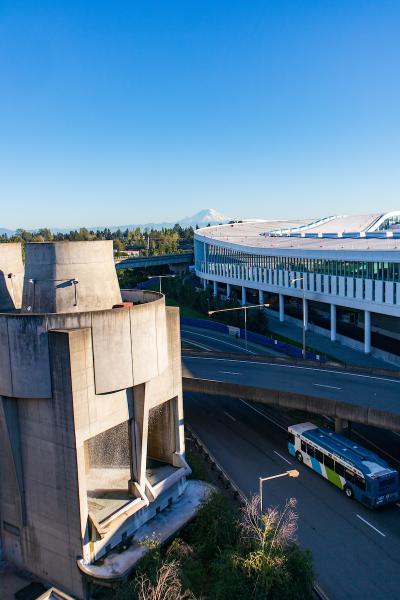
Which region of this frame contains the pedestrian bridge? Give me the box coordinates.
[182,351,400,433]
[115,252,193,270]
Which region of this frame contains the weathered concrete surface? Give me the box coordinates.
[0,243,24,310]
[182,377,400,432]
[22,241,121,313]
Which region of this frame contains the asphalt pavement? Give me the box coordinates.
[184,392,400,600]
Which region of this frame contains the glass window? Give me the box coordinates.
[335,462,345,477]
[345,469,355,483]
[324,455,334,471]
[288,432,295,445]
[354,475,366,491]
[307,444,315,457]
[315,449,324,463]
[301,440,306,452]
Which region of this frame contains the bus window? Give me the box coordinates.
[288,432,295,445]
[307,444,315,458]
[354,475,366,491]
[345,469,355,484]
[301,440,306,452]
[335,462,345,477]
[315,449,323,463]
[324,455,334,471]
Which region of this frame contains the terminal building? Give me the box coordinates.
[194,212,400,361]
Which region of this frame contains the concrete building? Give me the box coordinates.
[194,212,400,359]
[0,241,193,598]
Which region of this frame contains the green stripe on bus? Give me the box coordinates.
[325,467,343,489]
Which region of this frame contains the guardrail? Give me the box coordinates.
[181,316,326,362]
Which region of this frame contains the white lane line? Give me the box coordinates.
[356,514,386,537]
[219,371,241,375]
[391,431,400,438]
[182,339,214,351]
[181,329,256,354]
[224,410,236,422]
[273,450,292,465]
[240,399,287,432]
[314,383,342,390]
[183,356,400,384]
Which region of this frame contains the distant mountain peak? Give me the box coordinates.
[180,208,230,226]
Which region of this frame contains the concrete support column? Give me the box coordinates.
[226,283,231,298]
[330,304,336,342]
[303,297,308,331]
[259,289,264,305]
[364,310,371,354]
[335,418,349,434]
[279,294,284,322]
[213,280,218,297]
[241,286,247,306]
[202,278,207,290]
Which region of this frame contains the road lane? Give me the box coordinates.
[182,355,400,414]
[184,392,400,600]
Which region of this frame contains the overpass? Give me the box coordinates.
[115,252,193,270]
[182,351,400,432]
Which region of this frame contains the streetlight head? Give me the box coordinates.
[287,469,300,478]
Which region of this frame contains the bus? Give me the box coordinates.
[288,422,399,508]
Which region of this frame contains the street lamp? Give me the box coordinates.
[208,303,269,352]
[290,276,307,359]
[259,470,299,512]
[148,274,175,293]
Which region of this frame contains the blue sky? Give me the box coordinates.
[0,1,399,228]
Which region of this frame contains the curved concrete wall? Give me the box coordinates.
[0,243,24,311]
[0,292,169,398]
[22,241,121,313]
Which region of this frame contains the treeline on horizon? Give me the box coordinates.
[0,224,196,257]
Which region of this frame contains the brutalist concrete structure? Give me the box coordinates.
[0,241,191,598]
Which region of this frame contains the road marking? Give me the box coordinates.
[314,383,342,390]
[240,399,287,432]
[182,338,214,351]
[356,514,386,537]
[223,410,236,422]
[391,431,400,438]
[181,329,256,354]
[273,450,292,465]
[219,371,241,375]
[183,355,400,384]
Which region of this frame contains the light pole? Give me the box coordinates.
[259,470,299,513]
[148,274,175,293]
[208,303,269,352]
[290,276,306,359]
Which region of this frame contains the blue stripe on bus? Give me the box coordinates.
[288,443,296,457]
[310,457,322,475]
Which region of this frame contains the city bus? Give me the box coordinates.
[288,422,399,508]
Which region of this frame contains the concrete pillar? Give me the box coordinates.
[279,294,284,322]
[330,304,336,342]
[303,297,308,331]
[335,418,349,434]
[259,289,264,305]
[226,283,231,298]
[202,278,207,290]
[241,286,247,306]
[364,310,371,354]
[213,280,218,297]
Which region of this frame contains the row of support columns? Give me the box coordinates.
[203,279,373,355]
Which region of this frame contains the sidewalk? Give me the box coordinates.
[266,310,396,369]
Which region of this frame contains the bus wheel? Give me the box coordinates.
[295,451,303,463]
[344,485,353,499]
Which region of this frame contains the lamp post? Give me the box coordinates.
[290,276,307,359]
[259,469,299,512]
[148,274,175,293]
[208,303,269,352]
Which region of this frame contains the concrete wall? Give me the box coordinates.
[22,241,121,314]
[0,243,24,311]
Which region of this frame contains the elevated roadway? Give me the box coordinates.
[115,252,193,270]
[182,352,400,431]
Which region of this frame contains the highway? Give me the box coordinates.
[185,392,400,600]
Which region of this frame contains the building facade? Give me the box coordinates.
[194,213,400,355]
[0,241,191,598]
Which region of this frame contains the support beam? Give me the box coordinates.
[335,418,349,434]
[241,286,247,306]
[258,289,264,305]
[330,304,337,342]
[202,278,207,290]
[303,297,308,331]
[226,283,231,298]
[279,294,284,322]
[213,280,218,297]
[364,310,371,354]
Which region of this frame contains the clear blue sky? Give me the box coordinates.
[1,1,399,229]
